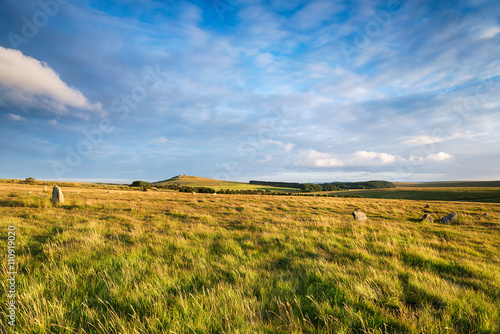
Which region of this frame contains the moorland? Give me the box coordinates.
[0,177,499,333]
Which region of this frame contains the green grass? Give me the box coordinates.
[394,181,500,188]
[0,181,499,333]
[331,187,500,203]
[154,175,298,192]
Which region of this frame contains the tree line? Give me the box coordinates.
[131,179,395,194]
[130,180,366,198]
[249,180,395,192]
[130,181,290,195]
[249,180,302,188]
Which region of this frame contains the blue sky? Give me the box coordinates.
[0,0,499,183]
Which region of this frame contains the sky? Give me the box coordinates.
[0,0,499,183]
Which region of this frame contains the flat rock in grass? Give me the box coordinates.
[421,213,433,222]
[352,210,367,221]
[52,186,64,204]
[441,212,458,224]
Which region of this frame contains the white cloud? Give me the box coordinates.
[402,132,476,147]
[427,152,453,162]
[267,140,295,152]
[410,152,453,163]
[7,113,27,122]
[350,151,398,166]
[0,46,101,113]
[402,135,444,146]
[297,149,344,167]
[296,149,400,168]
[48,119,58,126]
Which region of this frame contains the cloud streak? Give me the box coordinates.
[7,113,27,122]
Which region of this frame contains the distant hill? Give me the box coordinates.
[394,181,500,188]
[154,175,247,187]
[153,175,298,192]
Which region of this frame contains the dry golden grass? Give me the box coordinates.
[0,180,499,333]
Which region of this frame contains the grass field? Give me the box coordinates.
[394,181,500,188]
[154,175,298,192]
[1,180,499,333]
[332,187,500,203]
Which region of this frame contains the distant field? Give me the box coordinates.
[395,181,500,188]
[0,180,499,333]
[332,187,500,203]
[154,175,297,192]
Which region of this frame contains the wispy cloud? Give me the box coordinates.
[291,0,345,30]
[152,137,178,144]
[267,140,295,152]
[401,132,468,146]
[7,113,27,122]
[478,26,500,39]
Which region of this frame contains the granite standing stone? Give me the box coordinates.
[52,186,64,204]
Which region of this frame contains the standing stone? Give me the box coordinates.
[441,212,458,224]
[52,186,64,204]
[43,186,48,192]
[425,204,430,208]
[421,213,433,222]
[352,210,367,221]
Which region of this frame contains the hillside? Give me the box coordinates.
[153,175,298,192]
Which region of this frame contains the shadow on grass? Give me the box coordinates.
[401,252,498,300]
[398,272,446,311]
[18,226,64,262]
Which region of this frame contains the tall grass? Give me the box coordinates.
[0,182,499,333]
